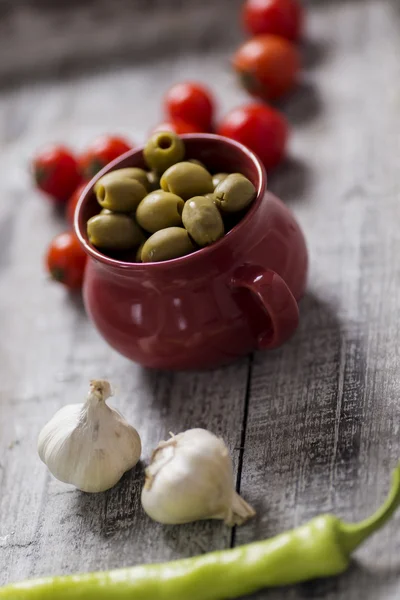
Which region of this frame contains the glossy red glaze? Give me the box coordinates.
[75,134,308,370]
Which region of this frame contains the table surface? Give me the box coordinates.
[1,1,400,598]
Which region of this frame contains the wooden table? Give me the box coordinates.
[1,1,400,598]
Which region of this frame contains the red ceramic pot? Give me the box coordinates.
[75,134,308,370]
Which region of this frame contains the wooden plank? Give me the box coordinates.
[0,192,250,580]
[0,36,252,583]
[1,0,400,598]
[237,1,400,598]
[0,0,243,84]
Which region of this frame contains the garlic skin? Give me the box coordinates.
[141,428,255,526]
[38,380,141,493]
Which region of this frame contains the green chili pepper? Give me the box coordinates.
[1,465,399,600]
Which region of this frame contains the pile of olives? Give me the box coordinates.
[87,132,256,263]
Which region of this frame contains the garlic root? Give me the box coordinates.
[227,492,256,526]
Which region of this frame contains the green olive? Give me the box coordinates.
[101,167,150,190]
[214,173,256,213]
[100,208,113,215]
[147,171,161,192]
[136,241,145,262]
[160,162,213,200]
[143,131,185,174]
[136,191,184,233]
[94,172,147,212]
[182,196,224,247]
[141,227,195,263]
[204,193,216,203]
[212,172,229,189]
[87,214,144,250]
[189,159,206,169]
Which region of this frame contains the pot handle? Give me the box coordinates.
[230,265,299,350]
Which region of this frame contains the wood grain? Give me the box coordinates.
[237,1,400,598]
[0,5,251,581]
[1,0,400,598]
[0,0,243,85]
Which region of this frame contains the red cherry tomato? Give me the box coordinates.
[79,135,132,180]
[46,231,87,289]
[66,182,88,226]
[151,119,204,135]
[164,82,215,131]
[242,0,304,41]
[217,103,288,170]
[33,145,80,204]
[233,35,300,101]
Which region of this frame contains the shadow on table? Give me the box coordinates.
[297,561,400,600]
[301,36,332,71]
[239,560,400,600]
[234,291,399,599]
[64,289,86,315]
[268,155,312,205]
[280,79,324,126]
[68,290,396,598]
[238,287,370,544]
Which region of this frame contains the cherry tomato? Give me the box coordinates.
[33,145,80,204]
[242,0,304,41]
[217,103,288,170]
[233,35,300,101]
[66,182,88,226]
[46,232,87,289]
[151,119,204,135]
[164,82,214,131]
[79,135,132,180]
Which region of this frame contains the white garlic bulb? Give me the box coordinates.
[38,380,141,493]
[141,428,255,526]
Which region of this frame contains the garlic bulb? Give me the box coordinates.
[38,380,141,493]
[141,428,255,526]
